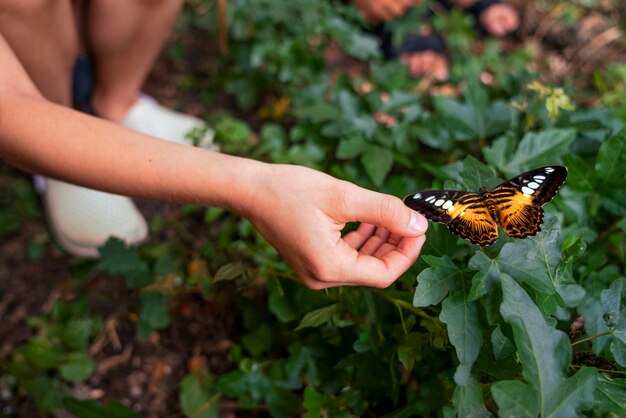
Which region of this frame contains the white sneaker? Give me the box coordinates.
[42,95,215,258]
[42,179,148,258]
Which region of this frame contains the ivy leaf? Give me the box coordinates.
[361,145,394,187]
[501,129,576,177]
[492,275,596,417]
[97,238,148,276]
[413,256,462,307]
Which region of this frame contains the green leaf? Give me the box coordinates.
[21,337,61,370]
[242,323,273,357]
[97,238,148,276]
[483,133,516,169]
[494,214,563,296]
[180,371,220,418]
[459,156,497,191]
[214,262,246,282]
[594,375,626,416]
[60,352,95,383]
[62,318,99,351]
[562,154,594,192]
[492,380,538,417]
[295,304,339,331]
[600,277,626,366]
[303,386,327,418]
[595,131,626,216]
[336,136,366,159]
[432,79,510,139]
[23,376,67,413]
[360,145,393,187]
[440,291,483,377]
[501,129,576,176]
[137,292,171,338]
[440,291,488,417]
[493,275,596,417]
[468,251,501,301]
[595,130,626,185]
[413,256,462,307]
[491,325,515,361]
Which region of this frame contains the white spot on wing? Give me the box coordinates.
[434,199,445,207]
[425,196,436,203]
[545,167,555,173]
[534,175,545,181]
[413,193,421,200]
[528,181,540,189]
[442,200,453,210]
[522,186,535,195]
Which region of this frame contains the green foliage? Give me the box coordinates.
[179,371,220,418]
[185,1,626,415]
[0,169,41,239]
[8,300,102,414]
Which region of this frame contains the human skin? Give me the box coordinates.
[0,31,428,289]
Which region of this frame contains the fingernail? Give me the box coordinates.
[408,210,428,234]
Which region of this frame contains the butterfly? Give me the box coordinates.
[403,166,568,246]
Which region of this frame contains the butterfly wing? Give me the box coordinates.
[403,190,499,246]
[490,166,568,239]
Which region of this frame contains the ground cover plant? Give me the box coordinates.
[1,0,625,416]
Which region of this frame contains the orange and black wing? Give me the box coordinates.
[490,166,568,239]
[403,190,499,246]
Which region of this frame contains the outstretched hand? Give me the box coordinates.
[243,165,428,289]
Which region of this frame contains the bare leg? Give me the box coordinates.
[86,0,184,121]
[0,0,78,106]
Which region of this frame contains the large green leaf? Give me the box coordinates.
[501,129,576,176]
[595,131,626,216]
[413,256,462,307]
[489,214,564,297]
[492,275,596,417]
[440,291,488,417]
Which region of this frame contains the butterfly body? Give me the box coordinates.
[404,166,568,246]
